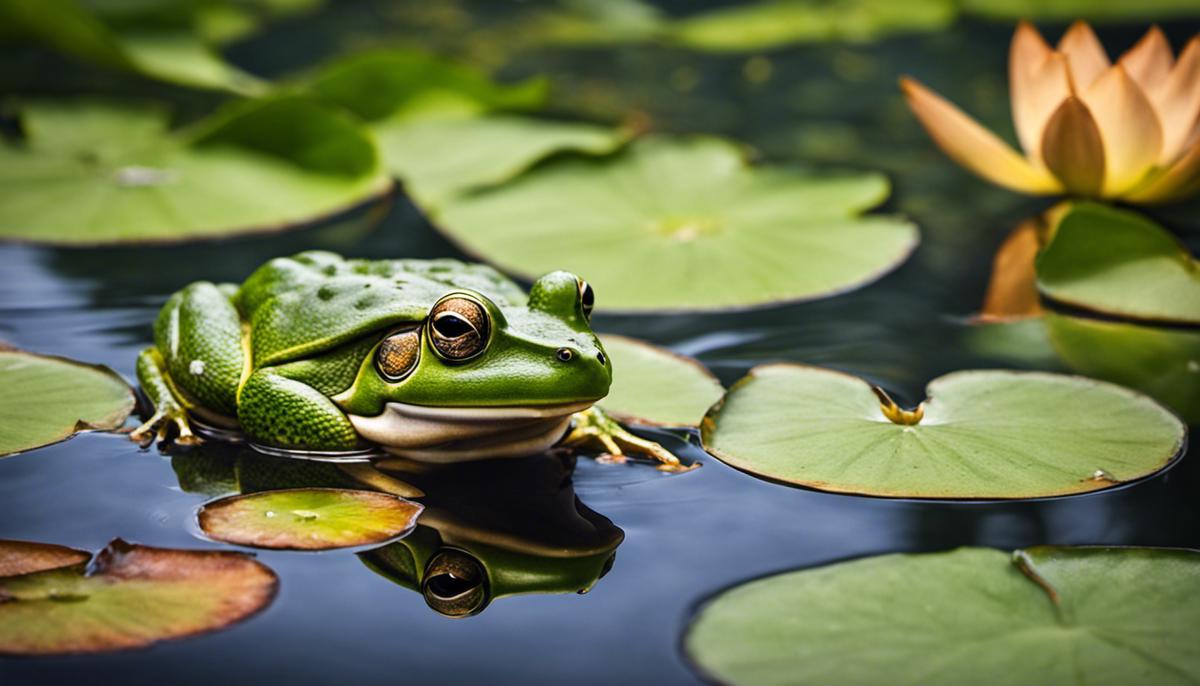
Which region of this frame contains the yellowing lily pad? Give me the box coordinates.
[198,488,424,550]
[1037,204,1200,325]
[0,349,135,457]
[0,539,277,656]
[0,540,89,577]
[0,97,391,245]
[685,546,1200,686]
[308,50,622,206]
[701,365,1184,499]
[1045,312,1200,425]
[599,335,723,427]
[433,136,918,312]
[0,0,265,93]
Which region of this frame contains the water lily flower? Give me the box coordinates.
[901,21,1200,203]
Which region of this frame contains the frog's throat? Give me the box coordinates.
[347,401,595,463]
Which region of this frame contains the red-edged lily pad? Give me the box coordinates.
[0,540,90,577]
[0,539,277,656]
[198,488,424,551]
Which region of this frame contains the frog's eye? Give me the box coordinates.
[428,295,490,361]
[376,328,420,381]
[422,549,489,617]
[578,279,595,321]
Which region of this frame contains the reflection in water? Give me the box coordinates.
[170,445,623,618]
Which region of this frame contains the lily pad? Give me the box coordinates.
[308,50,622,205]
[0,539,277,655]
[0,348,135,457]
[433,136,918,312]
[598,335,723,427]
[0,97,391,245]
[668,0,956,52]
[685,546,1200,686]
[0,0,265,93]
[1045,312,1200,424]
[0,540,89,577]
[1037,204,1200,325]
[962,0,1200,21]
[198,488,424,550]
[701,365,1184,499]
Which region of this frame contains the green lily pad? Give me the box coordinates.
[701,365,1184,499]
[308,50,622,205]
[685,546,1200,686]
[433,136,918,312]
[1037,204,1200,326]
[0,540,90,577]
[0,349,135,457]
[1045,312,1200,424]
[0,0,265,93]
[379,114,627,207]
[198,488,424,550]
[0,539,277,655]
[598,335,723,427]
[668,0,956,52]
[0,97,391,245]
[962,0,1200,21]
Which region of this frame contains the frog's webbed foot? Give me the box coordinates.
[129,402,200,448]
[562,407,695,473]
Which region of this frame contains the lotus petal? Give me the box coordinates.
[1118,25,1175,95]
[901,77,1059,194]
[1057,21,1110,89]
[1080,65,1163,195]
[1012,45,1073,162]
[1152,36,1200,164]
[979,218,1044,320]
[1041,96,1106,196]
[1127,134,1200,203]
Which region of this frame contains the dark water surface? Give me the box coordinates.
[2,4,1199,685]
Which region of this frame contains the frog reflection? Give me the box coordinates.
[170,444,623,617]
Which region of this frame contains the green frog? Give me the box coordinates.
[132,251,683,470]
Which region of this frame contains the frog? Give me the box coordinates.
[131,251,685,471]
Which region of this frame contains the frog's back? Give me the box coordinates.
[237,251,526,368]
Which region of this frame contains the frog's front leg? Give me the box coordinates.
[237,368,361,451]
[130,347,199,446]
[562,407,694,472]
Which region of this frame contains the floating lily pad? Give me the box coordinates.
[962,0,1200,21]
[685,546,1200,686]
[1037,204,1200,326]
[0,540,89,577]
[599,335,723,427]
[701,365,1184,499]
[0,0,264,93]
[198,488,424,550]
[668,0,956,52]
[1045,312,1200,424]
[433,136,917,312]
[308,50,622,205]
[0,539,277,655]
[0,97,391,245]
[0,348,134,457]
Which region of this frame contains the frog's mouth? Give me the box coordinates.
[347,401,594,463]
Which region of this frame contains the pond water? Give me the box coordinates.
[2,3,1199,684]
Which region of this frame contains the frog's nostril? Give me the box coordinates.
[556,347,574,362]
[596,351,607,366]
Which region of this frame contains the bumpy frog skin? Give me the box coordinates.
[133,251,683,469]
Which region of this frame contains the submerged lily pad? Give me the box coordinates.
[0,98,391,245]
[1045,312,1200,424]
[0,540,89,577]
[701,365,1184,499]
[0,348,134,457]
[308,50,622,205]
[0,0,264,93]
[198,488,424,550]
[1037,204,1200,325]
[599,335,723,427]
[434,136,917,312]
[0,539,277,655]
[685,546,1200,686]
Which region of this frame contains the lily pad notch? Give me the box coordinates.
[702,365,1186,499]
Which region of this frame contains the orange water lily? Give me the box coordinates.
[902,21,1200,204]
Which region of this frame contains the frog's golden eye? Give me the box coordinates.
[422,549,489,617]
[578,279,595,321]
[428,295,489,361]
[376,328,420,381]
